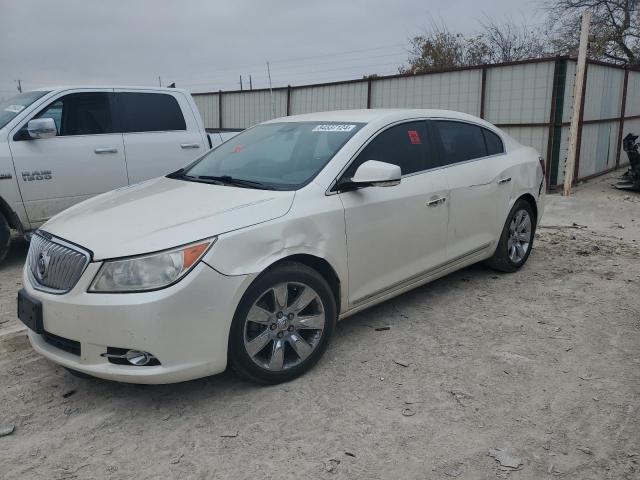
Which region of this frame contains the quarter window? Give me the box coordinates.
[36,92,114,136]
[435,121,488,164]
[482,128,504,155]
[118,92,186,133]
[344,121,431,178]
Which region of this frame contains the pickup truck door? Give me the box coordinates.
[8,89,128,227]
[115,90,207,183]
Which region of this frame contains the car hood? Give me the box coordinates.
[42,177,295,260]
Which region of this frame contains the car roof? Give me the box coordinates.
[265,108,490,126]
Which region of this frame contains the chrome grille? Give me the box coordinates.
[27,232,90,294]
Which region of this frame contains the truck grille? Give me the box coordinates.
[27,232,91,294]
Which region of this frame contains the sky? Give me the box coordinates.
[0,0,546,100]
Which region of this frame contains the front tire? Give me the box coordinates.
[228,261,337,384]
[0,213,10,265]
[486,199,535,273]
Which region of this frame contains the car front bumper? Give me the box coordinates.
[23,261,254,384]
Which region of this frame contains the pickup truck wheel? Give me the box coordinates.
[485,199,535,273]
[0,212,10,264]
[228,261,336,384]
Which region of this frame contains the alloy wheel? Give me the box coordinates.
[243,282,326,371]
[507,209,532,263]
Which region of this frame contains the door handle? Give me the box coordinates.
[498,177,512,184]
[427,197,447,207]
[94,147,118,154]
[180,143,201,149]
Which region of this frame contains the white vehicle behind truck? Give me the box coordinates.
[0,87,237,262]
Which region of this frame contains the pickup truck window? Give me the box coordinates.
[118,93,186,133]
[0,91,49,130]
[36,92,114,136]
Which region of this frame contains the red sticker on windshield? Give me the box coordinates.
[408,130,421,144]
[232,145,244,153]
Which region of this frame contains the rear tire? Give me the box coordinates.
[228,261,337,385]
[0,213,10,265]
[485,199,536,273]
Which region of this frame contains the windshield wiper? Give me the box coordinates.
[183,174,274,190]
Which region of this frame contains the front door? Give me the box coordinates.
[339,121,449,305]
[8,90,128,227]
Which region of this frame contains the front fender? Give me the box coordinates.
[0,140,28,231]
[203,193,349,313]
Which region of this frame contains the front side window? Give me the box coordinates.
[181,121,364,190]
[36,92,114,136]
[0,91,50,130]
[435,121,488,164]
[343,121,432,179]
[118,92,186,133]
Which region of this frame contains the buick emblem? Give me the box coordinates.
[36,250,51,281]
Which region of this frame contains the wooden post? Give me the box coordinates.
[563,10,591,196]
[615,68,629,167]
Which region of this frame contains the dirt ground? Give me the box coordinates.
[0,171,638,480]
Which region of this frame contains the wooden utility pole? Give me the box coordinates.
[563,10,591,196]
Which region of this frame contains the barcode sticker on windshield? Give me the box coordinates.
[312,124,356,132]
[4,105,25,113]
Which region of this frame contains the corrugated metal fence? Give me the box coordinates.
[192,56,639,188]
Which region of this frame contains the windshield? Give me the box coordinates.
[182,121,364,190]
[0,91,50,130]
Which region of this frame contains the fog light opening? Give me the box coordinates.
[101,347,160,366]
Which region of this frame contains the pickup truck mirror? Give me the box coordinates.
[27,118,57,139]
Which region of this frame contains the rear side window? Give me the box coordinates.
[344,121,431,178]
[435,121,487,164]
[483,128,504,155]
[36,92,114,136]
[118,93,186,133]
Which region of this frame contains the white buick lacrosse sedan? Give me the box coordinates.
[18,109,545,384]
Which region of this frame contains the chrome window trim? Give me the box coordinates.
[325,117,507,195]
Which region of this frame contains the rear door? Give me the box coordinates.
[8,90,128,226]
[432,120,510,261]
[115,90,206,183]
[339,120,449,305]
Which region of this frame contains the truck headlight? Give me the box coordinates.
[89,238,216,293]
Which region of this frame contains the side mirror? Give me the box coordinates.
[351,160,401,187]
[27,118,57,139]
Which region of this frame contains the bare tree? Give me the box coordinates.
[400,20,549,74]
[480,18,549,63]
[546,0,640,64]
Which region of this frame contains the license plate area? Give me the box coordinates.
[17,289,43,334]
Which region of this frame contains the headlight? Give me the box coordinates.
[89,238,216,293]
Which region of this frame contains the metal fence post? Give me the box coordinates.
[367,78,372,109]
[286,85,292,116]
[479,67,487,119]
[218,90,223,129]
